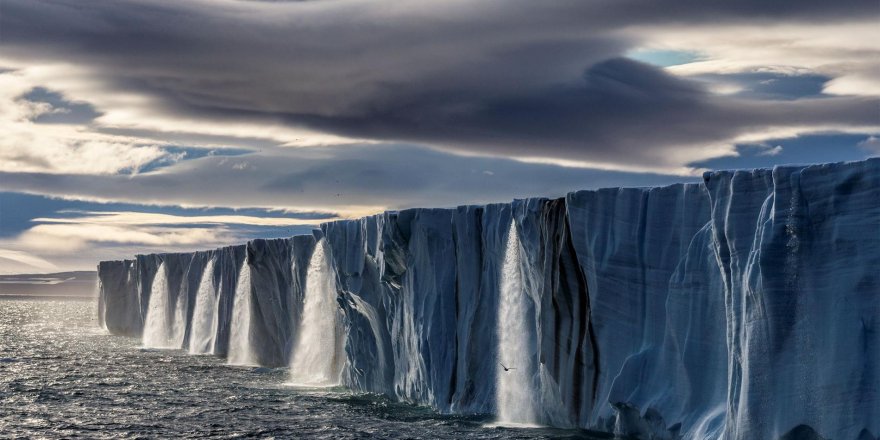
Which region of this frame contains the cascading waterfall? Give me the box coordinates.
[189,259,218,354]
[171,287,187,348]
[227,262,256,365]
[289,240,342,386]
[97,278,106,331]
[495,221,538,425]
[143,262,187,349]
[142,262,177,348]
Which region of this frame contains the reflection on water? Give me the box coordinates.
[0,299,609,439]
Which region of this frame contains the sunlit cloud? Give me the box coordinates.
[0,70,172,175]
[33,211,331,227]
[859,136,880,154]
[0,59,358,150]
[757,145,784,157]
[651,21,880,97]
[20,224,228,251]
[0,248,59,273]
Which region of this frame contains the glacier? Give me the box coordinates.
[96,159,879,440]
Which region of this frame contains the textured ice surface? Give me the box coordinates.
[97,159,879,439]
[705,160,880,440]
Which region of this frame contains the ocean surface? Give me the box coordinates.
[0,299,609,439]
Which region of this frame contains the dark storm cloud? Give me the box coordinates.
[1,0,877,168]
[288,59,877,164]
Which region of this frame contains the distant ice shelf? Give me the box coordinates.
[97,158,880,440]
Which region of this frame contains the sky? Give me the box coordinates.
[0,0,878,274]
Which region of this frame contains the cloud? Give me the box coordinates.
[22,87,102,124]
[0,210,320,274]
[0,143,695,216]
[18,224,227,252]
[0,192,332,273]
[0,70,174,175]
[0,0,875,174]
[32,211,329,227]
[0,221,238,274]
[656,21,880,97]
[289,58,877,171]
[0,249,58,273]
[859,136,880,154]
[689,133,877,170]
[758,145,784,156]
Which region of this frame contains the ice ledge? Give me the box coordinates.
[97,158,880,440]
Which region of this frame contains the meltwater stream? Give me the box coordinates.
[0,299,609,439]
[228,264,256,366]
[289,240,343,386]
[142,262,186,349]
[189,258,218,355]
[496,221,539,426]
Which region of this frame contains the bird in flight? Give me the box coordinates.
[500,363,515,372]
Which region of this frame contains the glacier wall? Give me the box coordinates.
[96,159,879,440]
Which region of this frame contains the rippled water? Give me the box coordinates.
[0,300,611,439]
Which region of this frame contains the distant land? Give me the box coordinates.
[0,271,98,300]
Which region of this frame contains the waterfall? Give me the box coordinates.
[142,262,187,349]
[171,286,187,348]
[495,221,538,425]
[143,262,173,348]
[97,278,106,331]
[189,258,218,354]
[227,262,256,365]
[289,240,342,386]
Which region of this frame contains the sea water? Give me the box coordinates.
[0,299,610,439]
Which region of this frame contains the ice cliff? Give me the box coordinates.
[97,159,879,440]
